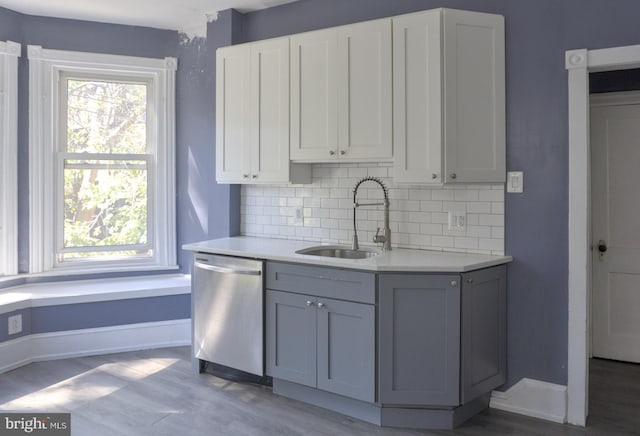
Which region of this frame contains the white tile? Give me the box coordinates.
[479,214,504,226]
[478,238,504,252]
[408,189,432,201]
[454,190,479,201]
[479,190,504,202]
[408,212,431,223]
[432,190,455,201]
[455,237,479,249]
[466,225,491,238]
[492,202,504,214]
[420,200,443,212]
[467,202,491,214]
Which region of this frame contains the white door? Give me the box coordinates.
[591,92,640,363]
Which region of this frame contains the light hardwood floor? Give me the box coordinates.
[0,347,638,435]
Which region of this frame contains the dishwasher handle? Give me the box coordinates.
[194,261,262,276]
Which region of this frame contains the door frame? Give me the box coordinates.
[566,44,640,426]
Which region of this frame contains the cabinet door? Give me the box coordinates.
[392,11,443,184]
[379,274,460,406]
[337,19,392,160]
[250,38,291,183]
[290,28,338,161]
[266,290,317,387]
[316,298,375,403]
[461,265,507,403]
[443,9,505,183]
[215,44,251,182]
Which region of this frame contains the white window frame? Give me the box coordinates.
[28,45,177,274]
[0,41,20,277]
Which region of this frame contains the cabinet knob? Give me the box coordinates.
[466,278,473,284]
[316,302,325,309]
[243,174,249,179]
[329,150,335,156]
[252,174,258,179]
[432,173,438,179]
[450,280,458,287]
[340,150,346,155]
[306,300,314,306]
[450,173,457,179]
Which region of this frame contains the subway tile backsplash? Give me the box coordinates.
[240,163,504,255]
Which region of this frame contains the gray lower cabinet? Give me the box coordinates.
[265,260,507,429]
[266,288,375,403]
[378,266,507,407]
[379,274,461,406]
[461,265,507,403]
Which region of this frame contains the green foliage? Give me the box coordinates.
[63,79,149,258]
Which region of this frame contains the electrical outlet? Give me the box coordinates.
[448,211,466,233]
[8,314,22,335]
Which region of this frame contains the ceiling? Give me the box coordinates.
[0,0,300,37]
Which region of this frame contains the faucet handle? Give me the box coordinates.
[373,227,386,244]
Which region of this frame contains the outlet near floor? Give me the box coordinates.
[8,314,22,335]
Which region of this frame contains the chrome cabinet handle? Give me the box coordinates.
[306,300,314,306]
[329,150,335,156]
[466,278,473,284]
[450,280,458,287]
[340,150,346,155]
[243,174,249,179]
[316,302,325,309]
[450,173,457,179]
[252,174,257,179]
[432,173,438,179]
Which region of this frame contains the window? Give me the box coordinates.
[0,41,20,277]
[28,46,177,274]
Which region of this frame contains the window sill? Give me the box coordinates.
[0,272,190,315]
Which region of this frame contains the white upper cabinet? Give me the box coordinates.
[337,19,392,160]
[290,19,392,162]
[290,28,338,161]
[393,9,505,184]
[216,44,251,183]
[217,38,310,184]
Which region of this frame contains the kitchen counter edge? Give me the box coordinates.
[182,237,512,273]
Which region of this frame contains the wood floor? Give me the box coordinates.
[0,347,638,435]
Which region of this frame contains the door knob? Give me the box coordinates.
[598,240,607,253]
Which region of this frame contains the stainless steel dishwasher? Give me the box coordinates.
[192,253,264,376]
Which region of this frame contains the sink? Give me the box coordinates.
[295,245,379,260]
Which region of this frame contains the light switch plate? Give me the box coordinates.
[507,171,524,193]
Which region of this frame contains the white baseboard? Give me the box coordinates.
[0,319,191,373]
[490,378,567,424]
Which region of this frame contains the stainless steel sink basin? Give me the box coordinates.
[295,245,379,260]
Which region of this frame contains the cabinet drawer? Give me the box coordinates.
[266,262,375,304]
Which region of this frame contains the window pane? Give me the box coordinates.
[66,79,147,154]
[63,159,148,253]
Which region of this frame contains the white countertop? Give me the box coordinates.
[182,236,512,272]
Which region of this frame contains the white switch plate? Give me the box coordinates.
[507,171,524,193]
[8,314,22,335]
[448,211,466,233]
